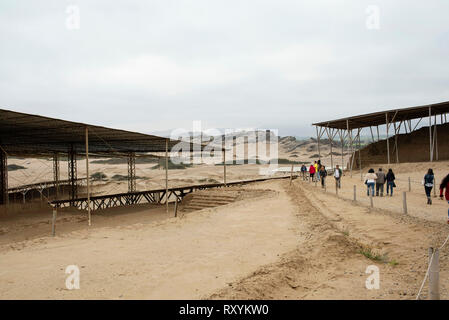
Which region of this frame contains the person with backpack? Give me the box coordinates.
[423,169,435,205]
[364,168,377,197]
[375,168,386,197]
[386,168,396,197]
[439,173,449,224]
[334,164,342,188]
[301,164,307,180]
[319,165,327,188]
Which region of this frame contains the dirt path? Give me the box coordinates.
[0,181,299,299]
[211,179,449,300]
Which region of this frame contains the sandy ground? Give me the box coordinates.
[0,181,300,299]
[1,160,449,299]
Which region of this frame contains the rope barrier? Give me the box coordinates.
[415,233,449,300]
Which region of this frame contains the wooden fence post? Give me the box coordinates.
[402,191,407,214]
[429,247,440,300]
[353,185,356,201]
[51,208,57,236]
[290,164,293,185]
[408,177,411,192]
[174,199,179,217]
[433,177,437,197]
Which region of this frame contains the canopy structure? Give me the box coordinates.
[313,100,449,130]
[0,109,228,218]
[0,109,189,157]
[312,100,449,177]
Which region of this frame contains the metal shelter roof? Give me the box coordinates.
[312,100,449,130]
[0,108,201,157]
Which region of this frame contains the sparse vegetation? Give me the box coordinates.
[388,259,399,266]
[198,178,219,184]
[359,247,387,262]
[91,172,108,181]
[111,174,148,181]
[91,157,159,165]
[152,160,192,170]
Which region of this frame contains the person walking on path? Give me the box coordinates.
[364,168,377,197]
[375,168,386,197]
[439,173,449,224]
[315,161,320,182]
[386,168,396,197]
[319,165,327,188]
[309,163,316,181]
[334,164,342,189]
[301,164,307,180]
[423,169,435,205]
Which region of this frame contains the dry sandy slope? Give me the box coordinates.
[0,181,300,299]
[211,178,449,300]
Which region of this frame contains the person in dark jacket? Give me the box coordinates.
[423,169,435,205]
[439,174,449,224]
[319,165,327,188]
[375,168,386,197]
[301,164,307,180]
[386,168,395,197]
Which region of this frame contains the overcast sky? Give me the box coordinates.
[1,1,449,136]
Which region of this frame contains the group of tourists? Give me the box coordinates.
[364,167,449,224]
[300,160,342,189]
[363,168,395,197]
[299,160,449,224]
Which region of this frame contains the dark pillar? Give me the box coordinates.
[128,152,136,193]
[68,145,78,205]
[53,153,60,200]
[0,149,7,205]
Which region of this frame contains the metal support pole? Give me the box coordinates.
[316,126,321,161]
[385,113,390,164]
[0,148,7,206]
[85,127,91,226]
[165,138,169,213]
[394,122,399,163]
[435,114,439,161]
[346,119,354,178]
[68,145,78,205]
[429,247,440,300]
[223,148,227,186]
[327,127,334,170]
[127,152,136,193]
[339,129,344,169]
[429,107,433,162]
[53,153,60,200]
[358,129,362,180]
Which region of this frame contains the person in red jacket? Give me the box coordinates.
[439,173,449,224]
[309,163,316,181]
